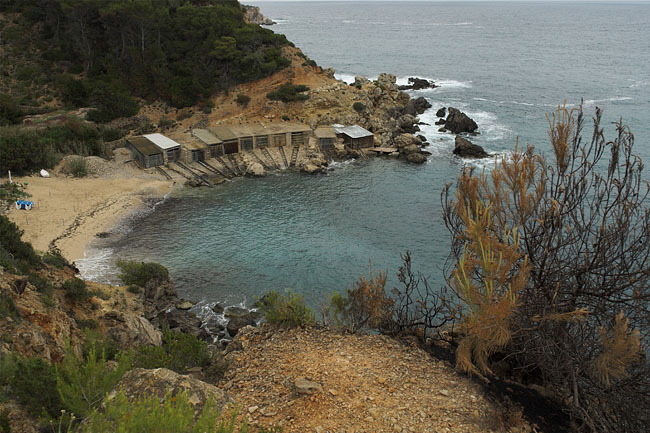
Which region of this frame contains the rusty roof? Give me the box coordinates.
[128,137,162,156]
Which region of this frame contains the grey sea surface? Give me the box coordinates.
[77,1,650,309]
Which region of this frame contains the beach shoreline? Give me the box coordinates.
[6,169,174,265]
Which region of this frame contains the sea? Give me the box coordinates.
[77,1,650,313]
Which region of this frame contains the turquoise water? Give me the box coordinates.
[79,1,650,308]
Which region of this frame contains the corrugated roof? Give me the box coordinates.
[332,125,373,139]
[314,126,336,139]
[128,137,163,156]
[143,133,182,150]
[192,129,222,145]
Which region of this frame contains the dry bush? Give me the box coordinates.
[443,104,650,432]
[326,267,393,333]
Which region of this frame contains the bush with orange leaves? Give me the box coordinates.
[443,104,649,433]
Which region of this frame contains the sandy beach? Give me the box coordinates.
[6,151,174,263]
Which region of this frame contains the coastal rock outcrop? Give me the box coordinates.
[453,135,489,158]
[105,368,230,412]
[436,107,447,118]
[242,6,275,25]
[444,108,478,134]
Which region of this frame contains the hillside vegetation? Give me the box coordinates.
[0,0,291,174]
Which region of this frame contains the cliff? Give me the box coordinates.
[242,5,275,25]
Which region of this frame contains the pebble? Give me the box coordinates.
[248,405,258,414]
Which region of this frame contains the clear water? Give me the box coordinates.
[78,1,650,308]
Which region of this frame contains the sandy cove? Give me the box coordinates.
[6,155,173,263]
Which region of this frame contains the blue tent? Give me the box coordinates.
[15,200,34,210]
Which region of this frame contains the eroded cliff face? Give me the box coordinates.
[242,5,275,25]
[0,265,162,363]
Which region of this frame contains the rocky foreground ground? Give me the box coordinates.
[222,325,534,433]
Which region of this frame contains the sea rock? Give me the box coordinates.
[435,118,446,125]
[402,144,421,155]
[212,303,224,314]
[394,133,422,148]
[436,107,447,118]
[246,162,265,177]
[406,153,427,164]
[398,77,437,91]
[301,163,322,174]
[445,108,478,134]
[176,300,194,310]
[105,368,229,412]
[224,306,250,319]
[294,377,322,394]
[453,135,489,158]
[227,316,257,338]
[158,309,209,340]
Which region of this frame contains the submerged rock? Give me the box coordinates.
[444,108,478,134]
[453,135,489,158]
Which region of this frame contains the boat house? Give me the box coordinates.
[333,125,374,149]
[127,136,164,168]
[193,123,312,155]
[143,133,182,164]
[314,126,337,149]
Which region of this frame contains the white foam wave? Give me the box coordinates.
[395,76,472,89]
[328,159,357,170]
[76,247,117,284]
[629,79,648,88]
[334,73,358,84]
[584,97,633,106]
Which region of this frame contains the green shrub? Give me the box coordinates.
[117,260,169,287]
[82,390,247,433]
[302,59,317,68]
[158,117,174,129]
[62,278,91,302]
[126,285,141,294]
[0,409,10,433]
[8,355,62,418]
[176,111,192,122]
[235,94,250,107]
[256,290,314,327]
[86,79,139,123]
[82,329,119,362]
[75,318,98,330]
[58,75,89,108]
[0,216,41,270]
[0,93,23,125]
[0,293,20,321]
[266,83,309,103]
[56,344,132,418]
[43,249,68,269]
[281,115,290,121]
[65,157,88,178]
[134,328,209,374]
[352,102,366,113]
